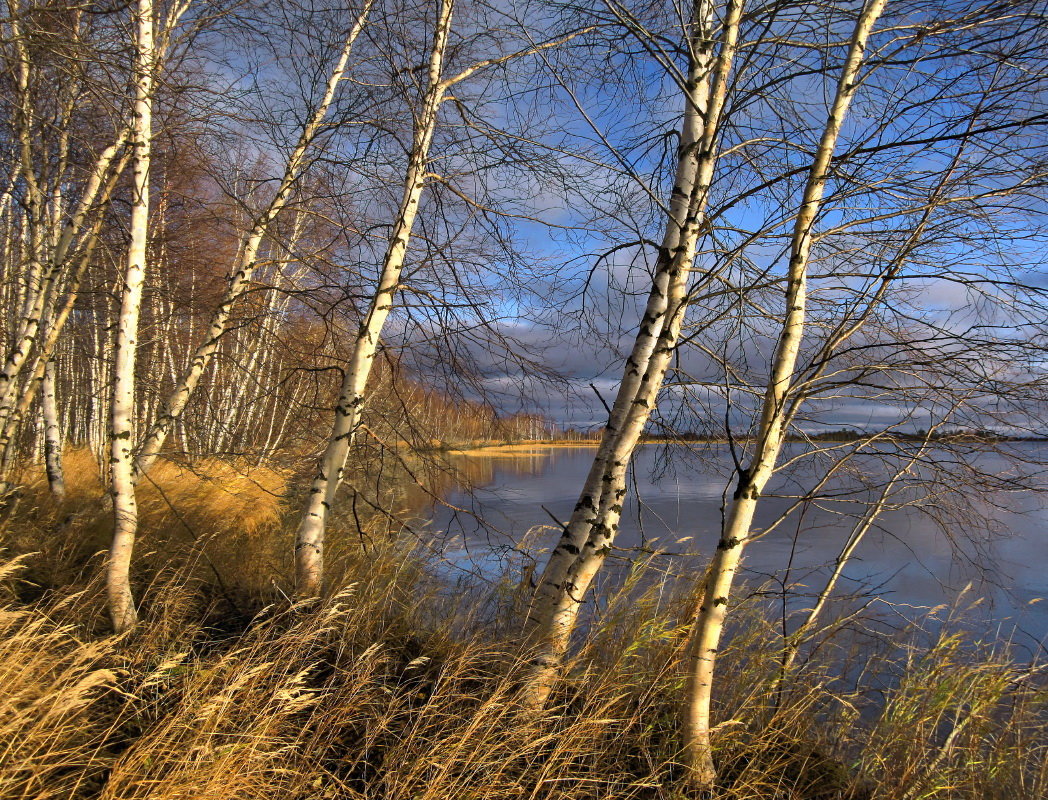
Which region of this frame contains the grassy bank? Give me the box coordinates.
[1,456,1046,799]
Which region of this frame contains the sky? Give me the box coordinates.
[192,0,1048,436]
[418,0,1048,435]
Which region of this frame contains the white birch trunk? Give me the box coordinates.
[0,132,127,488]
[108,0,156,634]
[88,306,106,462]
[0,133,126,428]
[41,359,64,499]
[0,150,128,477]
[682,1,887,785]
[521,0,744,710]
[215,227,305,458]
[294,0,454,596]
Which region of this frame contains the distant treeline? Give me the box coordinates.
[552,427,1048,443]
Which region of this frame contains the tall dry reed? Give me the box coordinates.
[0,457,1044,799]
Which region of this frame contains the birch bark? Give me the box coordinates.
[294,0,456,596]
[108,0,157,634]
[521,0,743,710]
[41,358,64,498]
[0,132,126,431]
[681,0,887,786]
[0,137,128,488]
[0,150,129,478]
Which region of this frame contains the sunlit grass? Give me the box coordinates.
[0,455,1044,799]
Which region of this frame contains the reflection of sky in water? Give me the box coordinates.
[426,443,1048,652]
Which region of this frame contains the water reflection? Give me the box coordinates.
[428,443,1048,649]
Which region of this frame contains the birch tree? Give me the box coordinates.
[675,1,902,784]
[293,0,457,596]
[294,0,584,596]
[39,360,63,498]
[108,0,197,632]
[108,0,159,633]
[652,0,1048,783]
[520,0,745,709]
[0,147,130,486]
[131,0,374,478]
[0,4,131,486]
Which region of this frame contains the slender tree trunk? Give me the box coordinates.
[520,0,743,710]
[0,152,128,478]
[88,308,105,462]
[216,223,305,458]
[108,0,156,634]
[41,358,64,499]
[682,1,887,786]
[294,0,454,596]
[0,132,125,432]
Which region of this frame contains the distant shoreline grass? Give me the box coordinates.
[443,438,736,455]
[445,440,600,455]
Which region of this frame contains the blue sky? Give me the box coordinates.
[188,0,1048,435]
[424,0,1048,434]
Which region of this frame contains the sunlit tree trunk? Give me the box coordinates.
[521,0,743,710]
[87,306,108,465]
[2,7,47,423]
[294,0,456,596]
[290,0,583,595]
[40,359,64,499]
[108,0,157,634]
[0,151,128,482]
[215,220,306,458]
[0,128,126,447]
[682,0,886,786]
[0,138,127,484]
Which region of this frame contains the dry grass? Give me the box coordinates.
[0,457,1045,799]
[6,449,286,603]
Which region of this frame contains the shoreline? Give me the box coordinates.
[444,440,601,456]
[442,438,737,456]
[439,436,1048,457]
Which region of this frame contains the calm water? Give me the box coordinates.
[427,443,1048,651]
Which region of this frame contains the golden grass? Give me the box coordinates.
[0,458,1045,799]
[7,448,286,601]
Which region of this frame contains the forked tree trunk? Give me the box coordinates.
[682,0,887,786]
[108,0,156,634]
[520,0,743,710]
[294,0,455,597]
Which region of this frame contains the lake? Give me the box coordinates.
[427,442,1048,652]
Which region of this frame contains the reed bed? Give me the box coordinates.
[0,457,1045,799]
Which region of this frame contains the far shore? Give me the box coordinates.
[441,433,1048,457]
[445,440,600,456]
[443,438,735,456]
